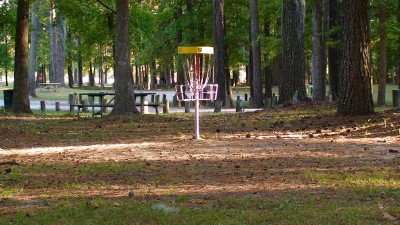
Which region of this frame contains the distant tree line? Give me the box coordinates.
[0,0,399,115]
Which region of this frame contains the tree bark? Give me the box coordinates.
[175,0,184,85]
[4,37,9,86]
[110,0,139,115]
[214,0,227,106]
[250,0,263,108]
[50,6,66,85]
[279,0,307,104]
[337,0,373,115]
[377,3,387,107]
[89,62,94,86]
[328,0,341,101]
[264,19,273,101]
[12,0,32,113]
[67,30,74,88]
[397,1,400,89]
[29,1,39,98]
[77,36,83,88]
[99,46,104,89]
[311,0,326,100]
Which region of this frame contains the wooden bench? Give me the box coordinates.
[70,104,114,118]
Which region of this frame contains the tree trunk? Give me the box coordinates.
[377,3,387,107]
[337,0,373,115]
[187,0,196,43]
[250,0,263,108]
[12,0,32,113]
[99,46,104,89]
[214,0,227,106]
[110,0,139,115]
[279,0,307,104]
[175,0,184,85]
[89,62,94,86]
[328,0,341,101]
[29,1,39,98]
[77,36,83,88]
[67,63,73,88]
[50,7,66,85]
[311,0,326,100]
[397,1,400,89]
[4,37,9,86]
[264,19,273,100]
[67,30,73,88]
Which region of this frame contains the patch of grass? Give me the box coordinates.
[303,167,400,188]
[0,186,23,199]
[1,192,399,224]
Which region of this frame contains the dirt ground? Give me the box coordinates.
[0,102,399,211]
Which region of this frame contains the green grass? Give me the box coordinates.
[304,167,400,188]
[0,192,398,225]
[1,159,399,224]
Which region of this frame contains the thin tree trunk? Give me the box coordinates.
[175,1,184,85]
[12,0,32,113]
[338,0,374,115]
[29,1,39,97]
[99,46,104,89]
[67,63,73,88]
[77,36,83,88]
[89,62,94,86]
[377,3,387,107]
[67,31,73,88]
[50,6,66,85]
[250,0,263,108]
[4,36,9,86]
[311,0,326,100]
[264,18,273,101]
[214,0,227,106]
[328,0,341,101]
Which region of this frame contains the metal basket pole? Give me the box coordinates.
[194,54,201,140]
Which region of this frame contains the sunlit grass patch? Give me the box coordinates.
[0,186,23,199]
[304,167,400,188]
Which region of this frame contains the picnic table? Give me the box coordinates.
[36,83,63,92]
[71,92,159,117]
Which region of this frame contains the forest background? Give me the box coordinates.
[0,0,399,115]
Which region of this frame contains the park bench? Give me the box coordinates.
[70,103,114,118]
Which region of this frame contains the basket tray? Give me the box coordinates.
[175,84,218,101]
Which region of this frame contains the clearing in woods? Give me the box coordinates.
[0,102,399,224]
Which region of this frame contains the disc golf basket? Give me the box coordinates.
[176,46,218,140]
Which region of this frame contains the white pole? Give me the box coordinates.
[195,88,200,140]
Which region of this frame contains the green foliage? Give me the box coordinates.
[0,0,16,74]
